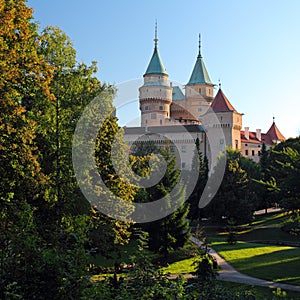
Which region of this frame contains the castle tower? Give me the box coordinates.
[185,35,215,121]
[210,88,243,150]
[139,24,173,127]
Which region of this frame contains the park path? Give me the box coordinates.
[190,237,300,293]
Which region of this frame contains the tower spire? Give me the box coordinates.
[154,20,158,48]
[198,33,202,57]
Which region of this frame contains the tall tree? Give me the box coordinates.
[264,138,300,212]
[188,137,208,220]
[0,0,53,203]
[145,146,190,259]
[205,149,253,224]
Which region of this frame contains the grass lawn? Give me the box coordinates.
[217,281,300,300]
[211,241,300,286]
[250,211,292,227]
[161,257,197,275]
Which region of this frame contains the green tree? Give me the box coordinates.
[188,137,208,220]
[265,139,300,212]
[144,146,190,259]
[205,149,253,224]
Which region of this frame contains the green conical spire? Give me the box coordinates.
[187,34,212,85]
[144,22,167,76]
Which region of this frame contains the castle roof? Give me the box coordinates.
[144,25,167,76]
[211,88,236,112]
[172,86,185,100]
[187,35,212,85]
[241,122,286,146]
[124,124,205,135]
[144,45,167,75]
[265,121,286,143]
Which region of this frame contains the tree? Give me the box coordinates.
[0,0,53,204]
[257,143,275,213]
[188,137,208,220]
[205,149,253,224]
[0,1,54,297]
[144,146,190,259]
[265,138,300,212]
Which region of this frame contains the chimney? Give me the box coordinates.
[244,127,249,140]
[256,129,261,141]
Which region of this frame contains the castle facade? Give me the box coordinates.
[124,31,285,166]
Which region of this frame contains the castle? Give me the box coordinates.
[124,29,285,167]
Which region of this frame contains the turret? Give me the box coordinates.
[139,23,172,127]
[185,35,215,120]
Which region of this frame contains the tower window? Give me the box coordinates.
[252,150,255,156]
[151,113,156,119]
[181,145,186,153]
[235,140,239,149]
[145,106,149,111]
[159,105,163,110]
[182,162,186,169]
[245,150,248,156]
[198,107,202,112]
[160,119,162,125]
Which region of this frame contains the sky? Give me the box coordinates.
[28,0,300,138]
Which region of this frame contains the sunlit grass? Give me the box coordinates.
[211,241,300,286]
[161,257,197,275]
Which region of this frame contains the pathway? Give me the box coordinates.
[190,237,300,293]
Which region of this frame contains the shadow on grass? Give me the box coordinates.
[214,243,300,286]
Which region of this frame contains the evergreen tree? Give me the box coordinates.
[188,137,208,220]
[145,146,190,259]
[205,149,253,224]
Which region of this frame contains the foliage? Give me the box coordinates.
[204,149,254,224]
[226,218,238,245]
[142,146,190,259]
[188,137,208,220]
[258,138,300,215]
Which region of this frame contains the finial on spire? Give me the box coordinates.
[198,33,202,57]
[218,79,221,89]
[154,20,158,47]
[273,116,275,123]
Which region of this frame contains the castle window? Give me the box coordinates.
[252,150,255,156]
[170,146,175,153]
[199,88,201,94]
[145,106,149,111]
[160,119,162,125]
[235,140,238,149]
[181,145,186,153]
[198,107,202,112]
[182,162,186,169]
[151,113,156,119]
[145,119,147,124]
[159,105,163,110]
[245,150,248,156]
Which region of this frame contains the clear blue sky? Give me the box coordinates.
[28,0,300,138]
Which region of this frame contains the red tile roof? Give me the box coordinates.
[241,130,261,144]
[241,122,286,146]
[266,122,286,142]
[211,89,236,112]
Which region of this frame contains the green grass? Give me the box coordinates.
[211,241,300,286]
[161,257,197,275]
[216,280,300,300]
[250,211,291,227]
[88,240,140,268]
